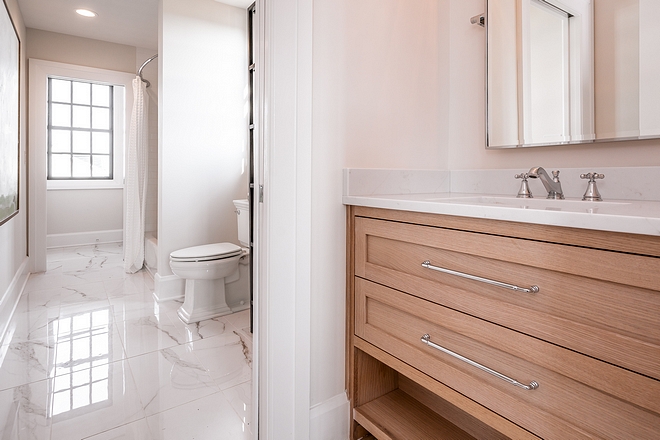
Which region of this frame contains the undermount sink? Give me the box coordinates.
[428,196,630,211]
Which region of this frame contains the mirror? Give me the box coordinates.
[486,0,660,148]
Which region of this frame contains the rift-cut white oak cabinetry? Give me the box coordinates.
[346,205,660,440]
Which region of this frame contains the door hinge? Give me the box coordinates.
[259,185,264,203]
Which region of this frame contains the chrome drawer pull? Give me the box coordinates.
[421,260,539,294]
[421,334,539,391]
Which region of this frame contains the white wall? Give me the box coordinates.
[46,190,124,235]
[157,0,248,299]
[329,0,447,169]
[0,0,29,343]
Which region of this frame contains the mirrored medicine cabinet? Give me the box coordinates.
[486,0,660,149]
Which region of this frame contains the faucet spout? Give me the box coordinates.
[527,167,564,199]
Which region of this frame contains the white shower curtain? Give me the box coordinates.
[124,77,149,273]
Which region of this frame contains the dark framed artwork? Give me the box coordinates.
[0,0,20,226]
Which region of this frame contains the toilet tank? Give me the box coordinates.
[233,199,250,247]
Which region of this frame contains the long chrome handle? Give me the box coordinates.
[421,334,539,391]
[421,261,539,294]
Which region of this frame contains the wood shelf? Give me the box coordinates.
[354,389,475,440]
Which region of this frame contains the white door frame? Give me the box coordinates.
[254,0,314,437]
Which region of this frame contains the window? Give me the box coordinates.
[48,78,114,180]
[30,59,134,190]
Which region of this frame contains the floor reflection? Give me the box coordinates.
[49,307,112,418]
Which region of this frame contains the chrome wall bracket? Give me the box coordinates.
[471,14,485,27]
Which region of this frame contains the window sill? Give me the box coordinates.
[47,181,124,191]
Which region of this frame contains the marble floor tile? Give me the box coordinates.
[115,315,184,358]
[127,344,219,416]
[46,243,121,260]
[59,282,109,305]
[169,316,229,344]
[223,381,253,434]
[142,275,155,292]
[58,255,116,275]
[68,266,135,284]
[158,300,183,323]
[0,380,51,440]
[0,339,55,392]
[146,392,251,440]
[219,309,250,333]
[187,331,252,391]
[109,294,161,323]
[24,272,90,293]
[104,274,152,299]
[47,247,89,262]
[82,418,154,440]
[49,360,145,440]
[19,287,62,311]
[6,299,60,345]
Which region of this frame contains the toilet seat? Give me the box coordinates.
[170,243,242,263]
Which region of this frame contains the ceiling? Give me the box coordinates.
[17,0,254,51]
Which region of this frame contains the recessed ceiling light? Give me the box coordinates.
[75,9,97,17]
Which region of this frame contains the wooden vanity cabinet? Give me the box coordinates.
[346,206,660,440]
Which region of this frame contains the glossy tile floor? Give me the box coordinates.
[0,244,253,439]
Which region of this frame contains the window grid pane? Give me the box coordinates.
[51,79,71,103]
[72,131,91,154]
[48,77,114,180]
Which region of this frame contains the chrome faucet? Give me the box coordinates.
[527,167,564,199]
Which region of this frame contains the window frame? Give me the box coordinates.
[47,77,116,181]
[30,59,134,190]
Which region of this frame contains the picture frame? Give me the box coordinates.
[0,0,20,226]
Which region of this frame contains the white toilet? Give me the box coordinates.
[170,199,250,324]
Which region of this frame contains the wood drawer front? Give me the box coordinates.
[355,216,660,379]
[355,278,660,440]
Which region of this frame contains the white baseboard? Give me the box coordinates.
[309,392,350,440]
[47,229,123,249]
[0,257,30,346]
[153,273,185,302]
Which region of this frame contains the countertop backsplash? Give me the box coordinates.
[344,167,660,201]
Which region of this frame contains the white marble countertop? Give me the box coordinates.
[343,192,660,236]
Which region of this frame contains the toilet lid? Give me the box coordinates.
[170,243,242,262]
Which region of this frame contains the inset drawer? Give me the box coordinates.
[355,216,660,379]
[355,278,660,440]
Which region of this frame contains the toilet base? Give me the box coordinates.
[177,278,232,324]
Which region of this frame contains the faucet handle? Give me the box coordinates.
[552,170,561,182]
[515,173,533,198]
[580,172,604,201]
[580,172,605,181]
